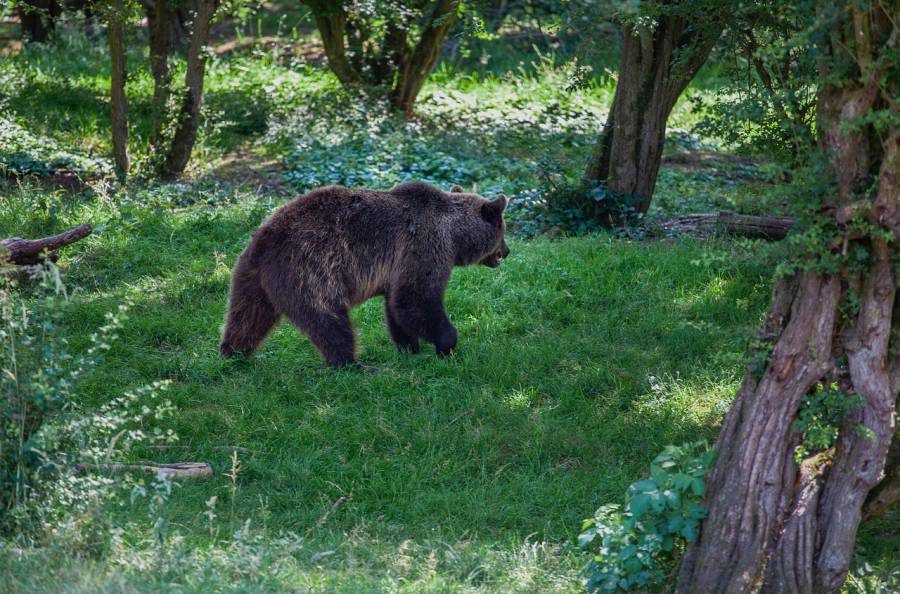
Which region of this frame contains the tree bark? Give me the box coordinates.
[156,0,219,180]
[676,5,898,593]
[584,9,725,220]
[308,4,361,86]
[147,0,175,148]
[76,462,213,479]
[862,430,900,522]
[108,0,129,182]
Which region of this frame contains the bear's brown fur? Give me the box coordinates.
[220,181,510,367]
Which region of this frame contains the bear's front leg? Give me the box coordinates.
[390,287,457,358]
[385,301,420,353]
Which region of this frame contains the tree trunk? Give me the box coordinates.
[676,5,898,593]
[17,0,61,42]
[308,4,361,86]
[585,13,725,220]
[391,0,459,118]
[156,0,219,180]
[147,0,175,147]
[108,0,129,182]
[862,431,900,522]
[304,1,457,117]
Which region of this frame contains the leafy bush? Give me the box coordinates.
[578,442,715,593]
[509,157,645,236]
[0,264,174,542]
[689,4,817,165]
[792,383,865,463]
[0,118,111,178]
[267,70,604,204]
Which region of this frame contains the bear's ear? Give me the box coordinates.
[480,195,507,223]
[450,185,464,193]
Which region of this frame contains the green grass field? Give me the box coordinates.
[0,13,897,594]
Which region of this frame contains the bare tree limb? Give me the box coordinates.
[1,224,92,265]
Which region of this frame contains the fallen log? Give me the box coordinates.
[650,211,794,240]
[1,224,92,265]
[76,461,213,479]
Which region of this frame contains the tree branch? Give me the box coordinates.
[1,224,93,265]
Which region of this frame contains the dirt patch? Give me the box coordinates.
[2,169,98,193]
[201,145,291,196]
[664,151,759,169]
[212,35,325,65]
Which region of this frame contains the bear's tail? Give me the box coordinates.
[220,249,280,358]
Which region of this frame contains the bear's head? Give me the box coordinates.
[477,196,510,268]
[449,185,510,268]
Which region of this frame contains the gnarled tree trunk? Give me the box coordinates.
[309,6,360,85]
[676,4,898,593]
[585,7,725,221]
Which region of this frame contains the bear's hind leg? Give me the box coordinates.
[221,270,281,358]
[281,302,357,368]
[385,300,419,353]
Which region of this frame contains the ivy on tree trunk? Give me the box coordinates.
[584,2,726,221]
[676,4,898,592]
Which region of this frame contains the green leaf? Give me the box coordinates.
[630,493,651,517]
[578,526,598,547]
[623,556,643,574]
[650,464,668,487]
[673,473,693,491]
[664,489,680,507]
[691,478,705,497]
[630,479,658,493]
[667,516,684,533]
[661,534,674,552]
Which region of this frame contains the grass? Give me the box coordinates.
[1,15,897,594]
[0,185,774,592]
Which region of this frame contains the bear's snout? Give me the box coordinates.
[481,240,509,268]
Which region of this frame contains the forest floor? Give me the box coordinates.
[0,9,897,594]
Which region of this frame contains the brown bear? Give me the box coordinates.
[220,181,510,367]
